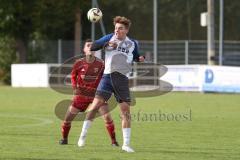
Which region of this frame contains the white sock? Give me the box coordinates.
[122,128,131,146]
[80,120,92,138]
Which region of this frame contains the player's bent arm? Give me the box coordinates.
[71,62,79,90]
[132,40,140,62]
[91,33,114,51]
[132,40,145,62]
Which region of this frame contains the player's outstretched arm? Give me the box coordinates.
[91,33,113,51]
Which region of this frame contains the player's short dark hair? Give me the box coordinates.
[113,16,131,29]
[82,39,92,53]
[85,39,92,43]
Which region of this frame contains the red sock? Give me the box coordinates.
[105,120,116,144]
[61,122,71,139]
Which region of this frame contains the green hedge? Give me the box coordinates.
[0,37,17,84]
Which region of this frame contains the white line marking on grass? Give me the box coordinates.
[0,114,54,128]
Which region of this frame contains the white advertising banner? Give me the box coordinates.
[11,64,49,87]
[161,65,202,91]
[201,66,240,93]
[162,65,240,93]
[10,64,240,93]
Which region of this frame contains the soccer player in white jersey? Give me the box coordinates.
[78,16,144,152]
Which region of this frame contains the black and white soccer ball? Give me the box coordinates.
[87,8,103,23]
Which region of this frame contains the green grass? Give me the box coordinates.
[0,86,240,160]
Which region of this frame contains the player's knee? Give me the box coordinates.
[120,103,130,116]
[69,105,79,114]
[103,113,112,123]
[93,96,105,107]
[120,102,130,109]
[120,111,131,122]
[62,121,71,126]
[89,99,104,112]
[99,104,109,114]
[120,102,131,121]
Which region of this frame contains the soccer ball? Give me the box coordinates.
[87,8,103,23]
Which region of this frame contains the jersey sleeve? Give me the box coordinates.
[91,33,114,51]
[71,61,79,89]
[95,64,104,87]
[132,40,140,62]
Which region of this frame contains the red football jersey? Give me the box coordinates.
[71,57,104,102]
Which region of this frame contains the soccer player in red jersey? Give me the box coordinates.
[59,39,119,146]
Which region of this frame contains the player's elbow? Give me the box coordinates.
[91,42,103,51]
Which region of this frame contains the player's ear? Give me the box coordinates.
[82,48,87,55]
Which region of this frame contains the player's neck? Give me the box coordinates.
[86,55,95,63]
[116,35,127,41]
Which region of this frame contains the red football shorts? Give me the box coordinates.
[71,96,92,112]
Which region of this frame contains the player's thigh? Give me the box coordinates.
[88,97,105,112]
[69,105,81,114]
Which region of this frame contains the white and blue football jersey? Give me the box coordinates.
[91,33,139,75]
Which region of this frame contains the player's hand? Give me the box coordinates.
[108,41,117,48]
[105,41,118,51]
[139,56,145,62]
[73,89,77,95]
[73,89,80,95]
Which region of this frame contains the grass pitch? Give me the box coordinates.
[0,86,240,160]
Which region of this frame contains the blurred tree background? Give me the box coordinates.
[0,0,240,84]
